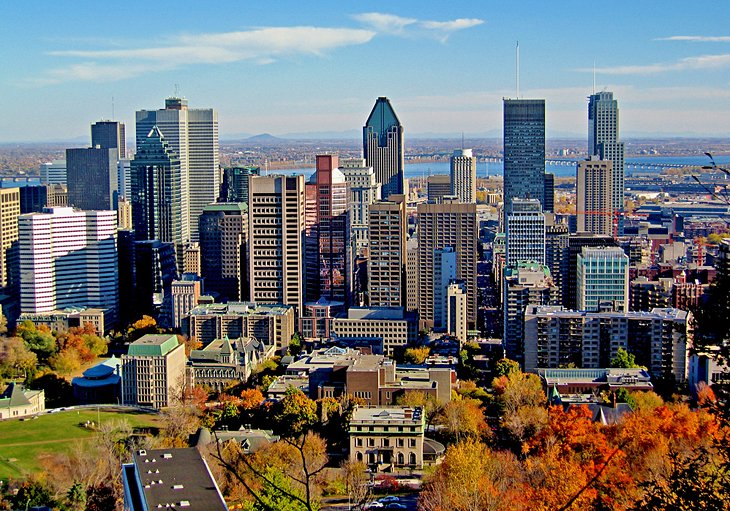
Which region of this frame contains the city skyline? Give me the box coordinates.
[2,1,730,142]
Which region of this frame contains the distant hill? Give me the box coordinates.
[246,133,285,142]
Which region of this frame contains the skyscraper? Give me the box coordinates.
[19,207,118,324]
[0,188,20,289]
[450,148,476,203]
[506,198,546,266]
[220,166,260,204]
[66,147,118,211]
[364,97,405,199]
[368,194,407,308]
[131,127,189,253]
[577,157,613,236]
[136,97,218,242]
[417,199,477,330]
[427,175,451,203]
[91,120,126,159]
[199,203,247,302]
[340,158,381,257]
[503,99,545,216]
[304,155,350,305]
[588,91,624,232]
[576,246,629,312]
[246,175,305,315]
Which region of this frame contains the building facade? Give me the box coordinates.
[0,188,20,289]
[450,148,476,203]
[91,120,126,159]
[340,158,381,256]
[199,203,247,302]
[506,198,546,265]
[220,166,260,204]
[576,246,629,312]
[66,147,118,211]
[577,157,613,236]
[368,195,407,309]
[364,97,405,199]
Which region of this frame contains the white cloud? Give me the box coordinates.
[581,53,730,75]
[354,12,484,41]
[657,36,730,42]
[41,26,375,83]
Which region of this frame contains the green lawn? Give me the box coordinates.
[0,408,161,479]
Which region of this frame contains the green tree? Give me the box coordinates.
[610,348,640,368]
[12,479,56,509]
[494,358,520,378]
[289,333,303,357]
[65,481,86,510]
[16,320,56,361]
[273,388,318,437]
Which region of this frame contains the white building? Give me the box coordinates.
[19,207,118,325]
[40,159,67,185]
[450,148,476,204]
[577,246,629,312]
[506,198,545,265]
[340,158,381,256]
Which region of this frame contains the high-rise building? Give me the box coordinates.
[577,157,613,236]
[503,262,558,364]
[427,175,451,203]
[220,166,260,204]
[91,120,126,159]
[588,91,624,233]
[136,97,218,242]
[171,273,202,330]
[503,99,545,216]
[246,175,305,315]
[434,247,457,331]
[506,198,545,265]
[19,186,46,214]
[543,172,555,213]
[199,203,247,302]
[368,195,407,308]
[564,233,617,309]
[131,126,189,253]
[447,281,467,342]
[66,147,118,211]
[340,158,381,256]
[117,159,131,199]
[406,236,419,313]
[417,199,477,330]
[304,155,350,306]
[40,160,66,185]
[364,97,405,199]
[19,207,118,325]
[545,221,569,300]
[0,188,20,289]
[117,197,132,230]
[576,246,629,312]
[121,334,186,409]
[450,149,476,203]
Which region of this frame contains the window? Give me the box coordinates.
[409,439,416,448]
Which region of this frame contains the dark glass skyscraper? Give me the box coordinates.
[66,147,118,211]
[364,97,405,199]
[199,203,247,302]
[91,120,126,159]
[503,99,545,215]
[219,166,260,204]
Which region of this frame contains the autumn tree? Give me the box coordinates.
[48,347,82,375]
[494,358,520,378]
[272,388,318,436]
[492,369,547,446]
[341,459,371,510]
[0,336,37,378]
[241,388,265,410]
[438,398,487,442]
[396,390,443,431]
[16,320,56,361]
[403,346,430,365]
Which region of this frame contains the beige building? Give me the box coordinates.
[247,175,305,316]
[117,197,133,230]
[184,302,295,353]
[171,275,202,329]
[406,236,419,313]
[426,175,451,203]
[417,199,477,330]
[368,195,407,308]
[450,148,477,203]
[340,158,381,256]
[331,307,417,356]
[447,281,467,342]
[0,383,45,419]
[577,157,613,236]
[183,242,201,276]
[349,406,425,472]
[121,334,186,409]
[0,187,20,288]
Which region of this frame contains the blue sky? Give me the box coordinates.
[1,0,730,141]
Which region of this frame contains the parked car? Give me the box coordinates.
[365,502,385,509]
[379,496,400,504]
[385,504,407,510]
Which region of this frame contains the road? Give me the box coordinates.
[322,493,419,510]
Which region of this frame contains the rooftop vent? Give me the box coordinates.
[172,484,184,490]
[138,449,147,456]
[162,453,173,459]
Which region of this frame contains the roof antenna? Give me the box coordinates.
[174,83,180,97]
[592,60,596,94]
[515,41,520,99]
[111,96,115,120]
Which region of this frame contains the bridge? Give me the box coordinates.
[480,157,693,172]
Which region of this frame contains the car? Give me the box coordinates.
[385,504,407,510]
[365,502,384,509]
[379,496,400,503]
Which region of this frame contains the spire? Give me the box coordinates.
[548,383,562,406]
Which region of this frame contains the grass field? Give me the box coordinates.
[0,408,161,480]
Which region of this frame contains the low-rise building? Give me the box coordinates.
[330,307,418,356]
[538,367,653,397]
[72,356,122,404]
[0,383,45,419]
[18,307,105,334]
[121,334,186,409]
[188,336,274,391]
[349,406,425,472]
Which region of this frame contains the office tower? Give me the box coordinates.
[506,198,545,265]
[183,243,201,276]
[117,198,132,230]
[434,247,457,331]
[427,175,451,203]
[340,158,381,256]
[18,186,46,214]
[66,147,118,211]
[40,160,66,185]
[121,334,186,409]
[304,155,351,305]
[220,166,260,204]
[545,222,569,300]
[503,99,545,216]
[450,148,476,203]
[447,281,467,342]
[117,159,131,199]
[588,91,625,233]
[576,246,629,312]
[368,194,407,308]
[136,97,218,242]
[171,273,202,330]
[199,203,247,302]
[577,157,613,236]
[417,199,477,330]
[503,262,558,364]
[0,188,20,289]
[246,175,305,315]
[46,184,67,208]
[406,236,419,312]
[363,97,405,198]
[543,172,555,213]
[524,306,690,381]
[563,233,617,309]
[131,126,189,254]
[18,207,118,325]
[91,120,126,159]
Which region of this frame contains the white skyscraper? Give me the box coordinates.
[506,198,546,265]
[136,97,219,242]
[577,246,629,312]
[18,207,118,324]
[450,148,476,203]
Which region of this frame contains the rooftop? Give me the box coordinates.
[351,406,424,424]
[127,334,180,357]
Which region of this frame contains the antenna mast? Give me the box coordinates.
[593,60,596,94]
[516,41,520,98]
[111,96,115,119]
